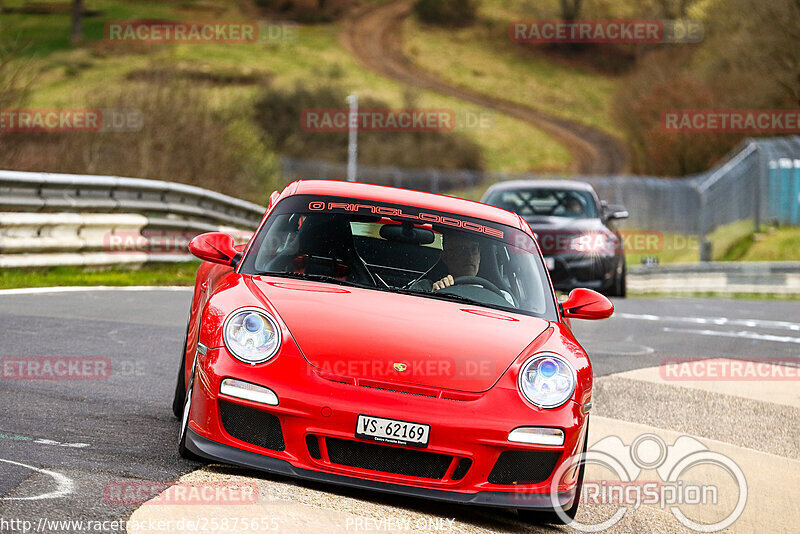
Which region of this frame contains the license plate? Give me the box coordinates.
[545,257,556,270]
[356,414,430,448]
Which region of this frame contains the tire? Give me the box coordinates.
[518,418,589,525]
[604,261,626,298]
[171,318,191,419]
[177,355,202,460]
[618,266,627,298]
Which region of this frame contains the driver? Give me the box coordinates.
[564,196,585,216]
[432,232,481,290]
[416,231,514,306]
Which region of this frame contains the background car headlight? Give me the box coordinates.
[518,353,576,408]
[223,308,281,364]
[569,232,617,254]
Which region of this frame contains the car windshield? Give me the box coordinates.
[239,195,557,319]
[486,189,598,219]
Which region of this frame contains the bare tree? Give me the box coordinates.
[559,0,584,21]
[651,0,698,18]
[704,0,800,106]
[71,0,83,43]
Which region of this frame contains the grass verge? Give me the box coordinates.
[0,262,199,289]
[627,292,800,300]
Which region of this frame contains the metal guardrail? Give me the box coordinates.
[628,262,800,295]
[0,170,265,230]
[0,170,262,268]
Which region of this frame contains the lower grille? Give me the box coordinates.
[306,434,321,459]
[219,400,285,451]
[325,437,452,479]
[488,450,561,485]
[451,458,472,481]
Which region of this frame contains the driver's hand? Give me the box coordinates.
[432,275,454,291]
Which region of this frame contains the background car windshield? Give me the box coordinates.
[241,195,556,319]
[487,189,597,219]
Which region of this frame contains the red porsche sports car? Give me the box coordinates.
[172,180,613,524]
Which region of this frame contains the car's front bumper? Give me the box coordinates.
[186,344,589,511]
[547,253,618,292]
[186,428,577,510]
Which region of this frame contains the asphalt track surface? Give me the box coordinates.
[0,288,797,533]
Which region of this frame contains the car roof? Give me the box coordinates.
[482,179,597,197]
[286,180,524,229]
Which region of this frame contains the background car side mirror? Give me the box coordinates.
[602,202,629,222]
[561,288,614,320]
[188,232,241,267]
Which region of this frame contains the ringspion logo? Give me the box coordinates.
[542,433,747,531]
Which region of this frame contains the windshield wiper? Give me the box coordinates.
[255,272,498,308]
[252,271,372,289]
[391,287,489,307]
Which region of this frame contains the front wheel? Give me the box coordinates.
[171,317,191,418]
[616,264,626,298]
[604,262,626,298]
[178,356,201,460]
[518,418,589,525]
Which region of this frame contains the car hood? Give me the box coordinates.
[251,277,549,392]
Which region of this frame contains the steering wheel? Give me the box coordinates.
[450,276,505,298]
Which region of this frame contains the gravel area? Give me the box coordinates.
[176,465,687,533]
[593,376,800,460]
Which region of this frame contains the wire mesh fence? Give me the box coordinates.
[281,136,800,252]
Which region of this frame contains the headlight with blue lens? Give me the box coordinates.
[223,308,281,364]
[518,353,576,408]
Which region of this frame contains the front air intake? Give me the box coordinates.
[488,450,561,485]
[219,400,285,451]
[325,437,452,479]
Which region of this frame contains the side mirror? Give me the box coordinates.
[561,288,614,320]
[603,203,629,221]
[188,232,241,267]
[607,209,629,221]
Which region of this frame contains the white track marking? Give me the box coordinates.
[662,326,800,344]
[615,312,800,332]
[0,458,74,500]
[0,286,191,296]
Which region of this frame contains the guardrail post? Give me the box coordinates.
[698,190,711,262]
[430,169,440,193]
[793,159,800,225]
[754,142,764,232]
